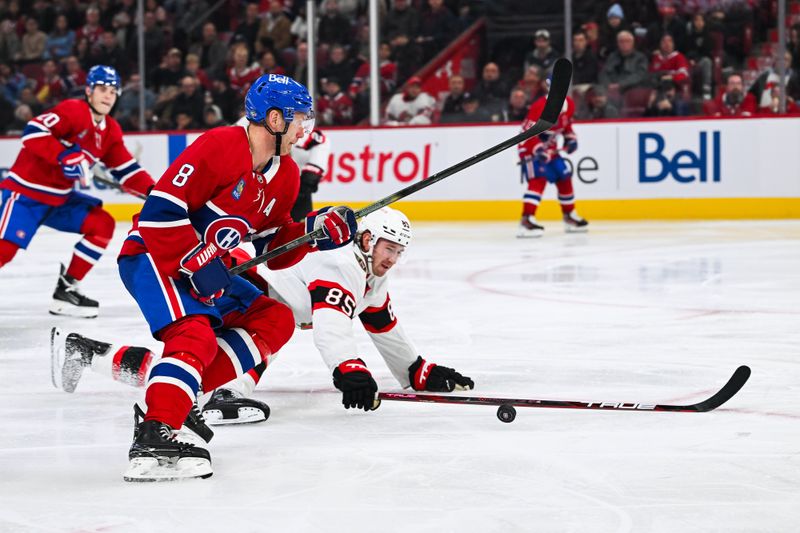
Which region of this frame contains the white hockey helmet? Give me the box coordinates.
[358,207,412,250]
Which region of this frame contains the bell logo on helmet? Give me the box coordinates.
[268,74,290,84]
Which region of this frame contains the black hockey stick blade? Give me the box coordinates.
[377,365,750,414]
[672,364,751,412]
[229,58,573,276]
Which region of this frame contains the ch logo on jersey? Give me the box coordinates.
[203,216,250,251]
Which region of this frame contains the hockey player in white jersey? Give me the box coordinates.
[290,127,330,222]
[51,207,473,421]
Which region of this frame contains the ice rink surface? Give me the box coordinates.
[0,219,798,533]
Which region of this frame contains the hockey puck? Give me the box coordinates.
[497,404,516,423]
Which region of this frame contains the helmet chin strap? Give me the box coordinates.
[354,232,375,275]
[85,91,105,120]
[262,109,291,157]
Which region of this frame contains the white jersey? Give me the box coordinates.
[384,92,435,125]
[255,244,418,387]
[292,128,330,176]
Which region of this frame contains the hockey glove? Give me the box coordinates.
[306,206,358,251]
[408,356,474,392]
[564,136,578,154]
[179,242,231,305]
[300,169,323,195]
[57,145,93,187]
[333,358,378,411]
[533,145,553,163]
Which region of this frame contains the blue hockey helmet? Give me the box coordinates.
[87,65,122,93]
[245,74,314,134]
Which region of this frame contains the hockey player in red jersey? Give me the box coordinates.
[52,208,474,424]
[517,78,588,238]
[117,73,358,481]
[0,65,154,317]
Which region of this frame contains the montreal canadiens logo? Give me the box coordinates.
[204,216,249,250]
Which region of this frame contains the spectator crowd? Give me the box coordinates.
[0,0,798,135]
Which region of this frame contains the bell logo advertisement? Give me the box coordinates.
[638,131,721,184]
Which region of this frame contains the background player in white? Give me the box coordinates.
[51,208,474,420]
[290,127,330,222]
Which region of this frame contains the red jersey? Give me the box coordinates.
[119,124,311,279]
[227,64,262,95]
[518,95,576,160]
[2,99,154,206]
[348,61,397,97]
[649,50,690,85]
[318,91,354,126]
[706,91,757,117]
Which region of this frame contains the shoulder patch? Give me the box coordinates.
[232,178,245,200]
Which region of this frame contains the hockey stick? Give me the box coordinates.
[229,58,573,276]
[60,140,148,200]
[91,167,148,200]
[376,365,751,414]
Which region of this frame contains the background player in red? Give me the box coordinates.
[517,77,589,238]
[0,65,154,317]
[117,73,357,482]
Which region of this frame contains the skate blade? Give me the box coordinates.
[50,327,65,390]
[123,457,213,482]
[516,229,544,238]
[49,301,98,319]
[202,407,268,425]
[564,225,589,234]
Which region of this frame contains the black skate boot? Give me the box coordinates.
[49,264,99,318]
[202,388,271,425]
[124,406,213,482]
[517,215,544,238]
[133,402,214,445]
[563,211,589,233]
[50,327,111,393]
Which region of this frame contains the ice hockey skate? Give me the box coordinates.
[124,405,213,482]
[50,327,110,392]
[49,264,99,318]
[133,402,214,447]
[563,211,589,233]
[201,388,271,425]
[517,215,545,238]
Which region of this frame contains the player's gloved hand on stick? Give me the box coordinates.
[179,242,231,306]
[533,145,553,163]
[408,356,474,392]
[306,206,358,250]
[564,136,578,154]
[333,358,378,411]
[57,145,93,187]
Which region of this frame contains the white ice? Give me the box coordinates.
[1,220,798,533]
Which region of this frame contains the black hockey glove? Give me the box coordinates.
[408,356,474,392]
[332,358,378,411]
[300,169,322,195]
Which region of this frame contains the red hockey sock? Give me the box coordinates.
[202,329,273,391]
[0,239,19,267]
[555,178,576,214]
[202,296,293,390]
[144,351,204,429]
[66,207,114,280]
[145,316,218,428]
[523,177,547,217]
